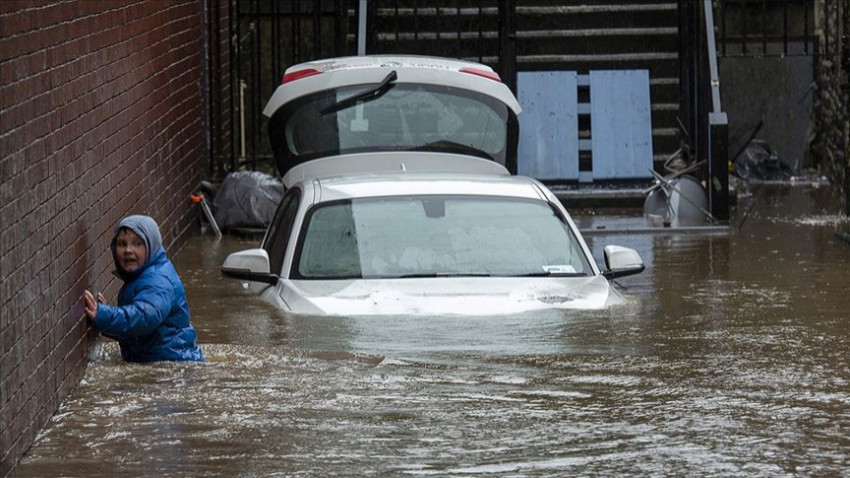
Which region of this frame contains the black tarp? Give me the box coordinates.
[734,139,795,181]
[212,171,284,229]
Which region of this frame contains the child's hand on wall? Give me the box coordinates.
[82,290,106,321]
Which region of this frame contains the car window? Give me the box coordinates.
[263,187,301,275]
[270,84,510,167]
[294,196,591,279]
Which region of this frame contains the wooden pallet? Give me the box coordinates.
[517,69,654,183]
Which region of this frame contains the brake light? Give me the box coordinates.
[282,68,322,84]
[459,67,502,82]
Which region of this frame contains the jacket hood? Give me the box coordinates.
[111,215,164,280]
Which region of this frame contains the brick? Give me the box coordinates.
[2,0,208,471]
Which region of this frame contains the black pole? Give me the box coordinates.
[230,0,239,173]
[696,5,709,182]
[498,0,517,95]
[272,1,279,83]
[367,0,378,54]
[251,0,260,170]
[677,0,696,152]
[703,1,729,222]
[709,116,730,221]
[313,0,321,59]
[841,3,850,217]
[334,0,344,56]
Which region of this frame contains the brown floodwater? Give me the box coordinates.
[12,182,850,476]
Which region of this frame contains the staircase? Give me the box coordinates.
[365,0,682,172]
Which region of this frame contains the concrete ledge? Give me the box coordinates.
[581,225,733,236]
[552,187,649,209]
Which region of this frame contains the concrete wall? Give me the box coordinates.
[0,1,216,473]
[719,55,814,172]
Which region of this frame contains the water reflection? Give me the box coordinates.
[13,183,850,477]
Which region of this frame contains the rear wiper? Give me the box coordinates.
[409,140,494,160]
[319,70,398,116]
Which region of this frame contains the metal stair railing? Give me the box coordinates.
[704,0,730,222]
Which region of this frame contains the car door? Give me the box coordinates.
[262,186,302,277]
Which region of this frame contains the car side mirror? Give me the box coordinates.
[221,248,279,285]
[602,245,645,280]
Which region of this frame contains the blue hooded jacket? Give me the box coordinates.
[92,215,204,362]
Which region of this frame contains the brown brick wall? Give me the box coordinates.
[0,1,212,473]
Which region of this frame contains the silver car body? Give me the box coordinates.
[222,55,644,316]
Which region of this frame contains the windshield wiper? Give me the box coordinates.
[319,70,398,116]
[510,272,588,277]
[388,273,492,278]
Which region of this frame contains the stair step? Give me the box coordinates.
[366,1,684,168]
[372,3,678,16]
[376,27,678,41]
[372,3,677,15]
[518,4,678,14]
[373,3,679,30]
[520,27,678,38]
[517,52,679,66]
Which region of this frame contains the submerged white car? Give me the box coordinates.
[222,56,644,316]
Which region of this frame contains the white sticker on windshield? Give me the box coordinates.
[543,265,576,274]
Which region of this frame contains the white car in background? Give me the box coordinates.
[222,56,644,316]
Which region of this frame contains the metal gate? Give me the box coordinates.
[231,0,353,172]
[715,0,819,58]
[229,0,515,172]
[226,0,827,214]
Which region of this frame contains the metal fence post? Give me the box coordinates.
[709,114,730,220]
[357,0,367,55]
[498,0,517,94]
[704,1,730,221]
[678,0,696,148]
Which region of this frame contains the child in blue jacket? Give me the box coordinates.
[82,215,203,362]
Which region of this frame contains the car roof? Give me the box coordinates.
[263,55,522,118]
[305,171,549,204]
[281,152,510,188]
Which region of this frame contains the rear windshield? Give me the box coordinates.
[293,196,591,280]
[268,83,512,172]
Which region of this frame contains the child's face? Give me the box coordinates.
[115,228,147,273]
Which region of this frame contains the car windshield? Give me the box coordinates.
[269,83,510,167]
[294,196,591,279]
